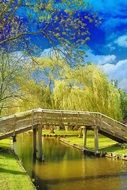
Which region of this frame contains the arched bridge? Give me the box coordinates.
[0,108,127,159]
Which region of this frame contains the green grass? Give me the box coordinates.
[0,139,36,190]
[43,129,79,136]
[66,135,116,149]
[64,131,127,155]
[43,129,127,155]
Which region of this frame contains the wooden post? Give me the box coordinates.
[94,126,99,154]
[13,115,17,142]
[36,125,43,161]
[83,127,87,148]
[78,127,82,138]
[12,134,16,142]
[33,128,37,158]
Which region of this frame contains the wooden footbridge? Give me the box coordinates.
[0,108,127,159]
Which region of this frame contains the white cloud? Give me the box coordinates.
[85,50,116,65]
[119,79,127,91]
[10,51,31,63]
[102,59,127,90]
[115,35,127,47]
[101,63,115,73]
[40,48,53,57]
[85,50,127,90]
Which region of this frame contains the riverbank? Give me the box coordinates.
[60,137,127,160]
[43,129,127,159]
[0,139,36,190]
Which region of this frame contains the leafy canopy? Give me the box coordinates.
[53,64,122,120]
[0,0,100,63]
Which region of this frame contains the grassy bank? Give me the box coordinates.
[43,129,127,155]
[0,139,36,190]
[43,129,79,136]
[66,136,127,155]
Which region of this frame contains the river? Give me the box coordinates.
[14,132,127,190]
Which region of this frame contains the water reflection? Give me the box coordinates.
[15,133,127,190]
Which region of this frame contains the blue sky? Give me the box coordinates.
[83,0,127,90]
[38,0,127,90]
[2,0,127,90]
[85,0,127,57]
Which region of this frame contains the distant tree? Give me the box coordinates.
[119,90,127,119]
[53,64,122,120]
[0,51,29,115]
[18,80,52,111]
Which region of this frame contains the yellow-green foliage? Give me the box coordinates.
[53,64,122,120]
[1,53,123,121]
[18,80,52,112]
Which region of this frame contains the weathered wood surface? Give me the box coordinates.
[0,108,127,143]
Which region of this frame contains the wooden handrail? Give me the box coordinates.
[0,108,127,142]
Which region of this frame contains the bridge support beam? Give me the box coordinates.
[33,125,43,161]
[94,126,99,154]
[83,127,87,148]
[12,134,17,142]
[33,128,37,158]
[36,125,43,161]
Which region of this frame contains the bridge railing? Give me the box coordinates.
[41,110,96,126]
[0,110,34,137]
[0,108,127,139]
[94,112,127,137]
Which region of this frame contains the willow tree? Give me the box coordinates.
[119,90,127,119]
[53,64,122,120]
[18,80,52,112]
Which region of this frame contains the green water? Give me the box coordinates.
[14,132,127,190]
